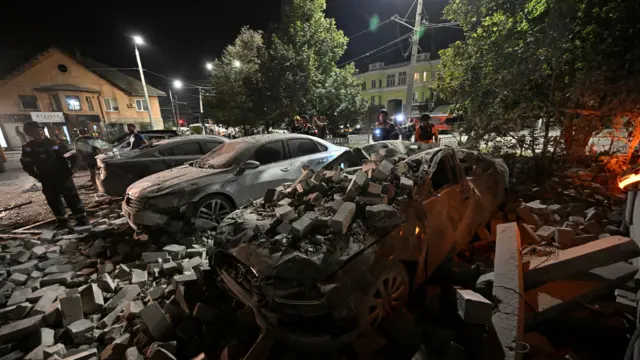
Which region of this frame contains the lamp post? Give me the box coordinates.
[133,35,155,129]
[171,80,183,128]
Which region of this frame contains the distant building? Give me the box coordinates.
[354,54,443,125]
[0,47,166,148]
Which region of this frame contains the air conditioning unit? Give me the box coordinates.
[416,53,431,62]
[368,62,385,71]
[127,104,134,108]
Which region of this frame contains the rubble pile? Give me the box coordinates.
[0,201,235,360]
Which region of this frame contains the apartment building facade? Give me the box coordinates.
[0,47,165,148]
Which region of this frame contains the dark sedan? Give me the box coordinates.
[97,135,227,197]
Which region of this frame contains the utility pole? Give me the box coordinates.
[404,0,424,120]
[198,87,204,125]
[169,89,178,129]
[175,94,180,127]
[134,42,154,129]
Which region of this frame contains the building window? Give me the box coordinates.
[49,95,61,111]
[135,99,149,112]
[379,79,382,88]
[423,72,428,82]
[18,95,40,111]
[413,92,420,102]
[371,80,377,89]
[386,74,396,87]
[361,82,366,91]
[370,96,375,105]
[378,95,381,105]
[398,72,407,85]
[414,72,421,82]
[65,96,81,111]
[104,98,119,111]
[86,97,94,111]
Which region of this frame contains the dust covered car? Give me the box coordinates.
[211,143,508,348]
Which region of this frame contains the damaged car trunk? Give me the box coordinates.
[211,142,509,349]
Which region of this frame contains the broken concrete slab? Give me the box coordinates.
[7,288,32,306]
[40,272,74,287]
[103,285,140,313]
[0,314,43,343]
[67,318,94,344]
[96,273,116,293]
[30,287,63,316]
[60,294,83,326]
[524,236,640,290]
[492,223,524,360]
[79,284,103,315]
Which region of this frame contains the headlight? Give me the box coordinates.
[374,129,381,136]
[146,193,181,209]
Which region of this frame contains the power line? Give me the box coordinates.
[347,18,393,39]
[338,32,413,67]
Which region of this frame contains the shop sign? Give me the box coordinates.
[30,112,65,123]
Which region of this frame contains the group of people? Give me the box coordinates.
[19,122,147,230]
[290,115,328,139]
[374,109,439,144]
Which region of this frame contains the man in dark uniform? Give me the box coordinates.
[20,122,89,229]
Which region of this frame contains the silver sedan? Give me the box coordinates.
[122,134,347,233]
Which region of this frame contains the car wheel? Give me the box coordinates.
[360,261,410,331]
[194,195,235,228]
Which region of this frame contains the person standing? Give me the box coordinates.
[374,109,398,141]
[20,122,89,229]
[127,124,147,150]
[314,116,327,139]
[74,129,100,189]
[415,113,439,144]
[290,116,304,134]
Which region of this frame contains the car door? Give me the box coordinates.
[160,141,206,169]
[234,140,292,203]
[286,138,329,180]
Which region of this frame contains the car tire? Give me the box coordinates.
[358,260,410,332]
[193,194,235,229]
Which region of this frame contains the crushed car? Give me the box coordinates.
[122,134,347,234]
[210,143,508,348]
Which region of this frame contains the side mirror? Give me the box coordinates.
[236,160,260,175]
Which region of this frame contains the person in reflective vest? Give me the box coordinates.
[415,113,439,144]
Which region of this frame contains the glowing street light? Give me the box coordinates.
[173,79,183,89]
[232,60,241,68]
[205,62,214,71]
[133,35,144,45]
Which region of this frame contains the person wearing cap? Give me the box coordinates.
[415,113,439,144]
[374,109,398,141]
[20,122,89,230]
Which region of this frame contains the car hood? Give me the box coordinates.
[97,149,143,162]
[127,165,232,198]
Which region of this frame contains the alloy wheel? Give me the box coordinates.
[367,270,409,329]
[196,199,231,227]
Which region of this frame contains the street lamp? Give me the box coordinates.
[132,35,154,129]
[232,60,241,68]
[205,62,214,71]
[173,80,183,89]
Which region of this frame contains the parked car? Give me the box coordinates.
[97,135,227,197]
[122,134,347,233]
[109,129,180,154]
[211,144,508,348]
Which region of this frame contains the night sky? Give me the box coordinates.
[0,0,461,117]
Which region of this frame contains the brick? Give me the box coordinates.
[328,199,344,213]
[60,294,83,326]
[114,264,131,280]
[373,160,393,180]
[0,315,43,343]
[365,204,403,229]
[12,250,31,263]
[399,177,413,190]
[131,269,148,288]
[30,287,62,316]
[125,300,144,320]
[366,183,382,195]
[356,195,388,205]
[104,285,140,313]
[535,226,556,242]
[67,318,94,343]
[291,214,317,238]
[346,171,367,197]
[569,216,585,225]
[141,252,169,263]
[455,288,492,325]
[101,333,131,359]
[553,228,574,248]
[517,207,539,226]
[519,224,541,245]
[97,273,116,293]
[59,348,97,360]
[44,264,74,274]
[139,302,172,341]
[525,200,549,215]
[148,286,165,301]
[43,344,66,358]
[8,273,27,286]
[276,222,291,235]
[7,288,32,306]
[40,272,73,286]
[275,205,296,222]
[79,284,104,315]
[163,245,186,260]
[10,260,38,275]
[331,202,356,234]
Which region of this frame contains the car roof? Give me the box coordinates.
[235,133,329,144]
[152,135,228,146]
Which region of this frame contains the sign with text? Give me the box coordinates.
[30,112,65,123]
[348,134,371,146]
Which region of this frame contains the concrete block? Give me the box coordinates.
[276,222,291,235]
[67,319,94,343]
[535,226,556,242]
[291,214,316,238]
[8,273,27,286]
[7,288,32,306]
[139,302,172,341]
[43,344,66,358]
[0,314,43,343]
[104,285,140,313]
[141,252,169,263]
[331,202,356,234]
[60,294,83,326]
[79,284,104,315]
[573,234,598,246]
[162,245,186,260]
[40,272,73,286]
[148,286,165,301]
[525,200,549,215]
[44,264,74,274]
[373,160,393,180]
[275,205,296,222]
[455,288,492,325]
[30,287,62,316]
[131,269,148,288]
[553,228,574,248]
[346,171,367,197]
[517,207,539,226]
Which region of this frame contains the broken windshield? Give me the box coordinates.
[196,141,250,169]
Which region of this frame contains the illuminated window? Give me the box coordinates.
[414,72,420,82]
[423,72,428,82]
[65,95,81,111]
